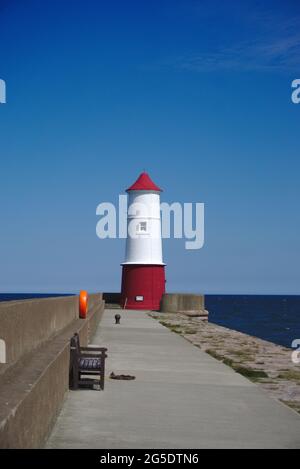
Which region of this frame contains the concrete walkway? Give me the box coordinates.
[46,309,300,449]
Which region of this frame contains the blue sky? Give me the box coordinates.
[0,0,299,294]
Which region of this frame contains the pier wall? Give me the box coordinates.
[0,296,78,365]
[103,292,121,304]
[0,293,105,448]
[160,293,208,317]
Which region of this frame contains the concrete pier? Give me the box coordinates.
[47,308,300,449]
[0,294,105,448]
[160,293,208,317]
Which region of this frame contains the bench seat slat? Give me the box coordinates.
[69,333,107,390]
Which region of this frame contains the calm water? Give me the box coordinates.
[0,293,73,302]
[0,293,299,348]
[206,295,300,348]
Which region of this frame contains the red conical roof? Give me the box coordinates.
[126,172,162,192]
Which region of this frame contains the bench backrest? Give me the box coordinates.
[71,333,80,352]
[70,333,81,371]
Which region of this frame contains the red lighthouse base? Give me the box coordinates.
[120,264,165,310]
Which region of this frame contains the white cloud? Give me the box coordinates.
[173,33,300,72]
[167,5,300,72]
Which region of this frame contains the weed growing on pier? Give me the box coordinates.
[278,370,300,382]
[205,349,268,381]
[183,329,198,335]
[205,349,223,361]
[159,321,183,334]
[280,400,300,414]
[223,357,234,367]
[232,366,268,381]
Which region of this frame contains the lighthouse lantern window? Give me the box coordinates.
[138,221,147,232]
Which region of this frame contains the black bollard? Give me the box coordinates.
[115,313,121,324]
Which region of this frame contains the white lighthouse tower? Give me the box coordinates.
[120,172,166,310]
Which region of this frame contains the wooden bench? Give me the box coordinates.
[69,333,107,391]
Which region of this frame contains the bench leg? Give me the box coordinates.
[72,362,79,390]
[100,357,105,390]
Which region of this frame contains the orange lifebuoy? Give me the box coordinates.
[79,290,88,318]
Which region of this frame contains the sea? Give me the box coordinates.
[0,293,73,302]
[0,293,299,348]
[205,295,300,348]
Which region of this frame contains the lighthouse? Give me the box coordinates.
[120,172,166,310]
